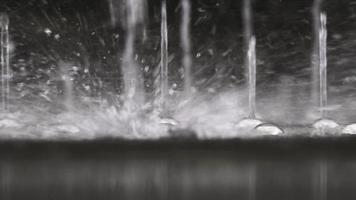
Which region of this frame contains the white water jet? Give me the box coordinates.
[319,13,327,118]
[121,0,145,108]
[312,13,339,134]
[247,37,257,119]
[0,13,10,110]
[160,0,169,117]
[181,0,192,97]
[158,0,178,127]
[59,62,74,110]
[235,0,265,134]
[311,0,322,108]
[236,0,283,136]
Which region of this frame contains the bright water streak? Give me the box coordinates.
[181,0,192,97]
[311,0,322,108]
[248,37,257,119]
[0,13,10,110]
[315,161,328,200]
[122,0,145,106]
[160,0,169,116]
[107,0,116,27]
[243,0,253,57]
[319,13,327,118]
[59,62,73,110]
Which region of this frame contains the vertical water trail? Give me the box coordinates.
[319,13,327,118]
[311,0,322,109]
[122,0,145,107]
[181,0,192,97]
[160,0,169,116]
[248,164,256,200]
[314,161,328,200]
[0,14,10,110]
[248,37,257,119]
[59,62,73,110]
[243,0,253,54]
[243,0,256,119]
[108,0,116,27]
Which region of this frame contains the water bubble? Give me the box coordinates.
[235,118,263,132]
[312,119,340,136]
[255,123,284,136]
[342,124,356,135]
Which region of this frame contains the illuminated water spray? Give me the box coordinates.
[0,13,10,110]
[181,0,192,97]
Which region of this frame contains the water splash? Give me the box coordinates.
[181,0,192,97]
[0,13,10,110]
[319,13,327,118]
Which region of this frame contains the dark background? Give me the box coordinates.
[2,0,356,87]
[1,0,356,123]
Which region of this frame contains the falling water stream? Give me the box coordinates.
[247,37,257,119]
[59,62,74,110]
[319,13,328,118]
[311,0,322,109]
[243,0,257,119]
[0,13,10,111]
[160,0,169,117]
[181,0,192,97]
[121,0,145,108]
[235,0,284,135]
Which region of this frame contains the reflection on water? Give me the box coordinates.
[1,148,356,200]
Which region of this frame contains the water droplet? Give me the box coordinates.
[54,34,60,40]
[44,28,52,36]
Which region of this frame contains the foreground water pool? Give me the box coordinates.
[1,138,356,200]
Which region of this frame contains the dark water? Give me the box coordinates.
[1,139,356,200]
